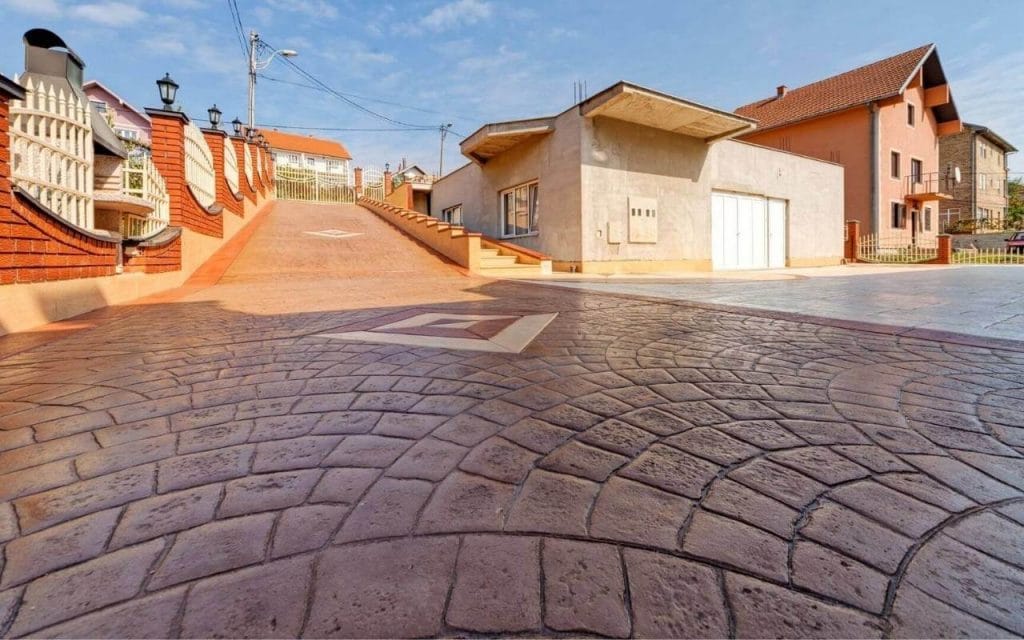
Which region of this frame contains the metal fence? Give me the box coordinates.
[856,232,938,263]
[952,247,1024,265]
[274,166,356,203]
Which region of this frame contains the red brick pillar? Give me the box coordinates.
[384,170,393,196]
[0,77,25,283]
[936,234,952,264]
[353,167,363,198]
[146,108,222,237]
[202,128,242,217]
[844,220,860,262]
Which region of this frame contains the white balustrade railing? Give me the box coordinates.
[362,166,385,201]
[256,146,264,180]
[857,232,938,263]
[223,137,240,195]
[183,120,216,209]
[121,151,170,239]
[8,76,95,229]
[243,142,254,188]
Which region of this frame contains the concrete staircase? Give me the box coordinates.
[477,245,551,277]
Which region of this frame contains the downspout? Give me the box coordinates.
[869,102,880,234]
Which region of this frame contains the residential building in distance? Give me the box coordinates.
[736,44,962,242]
[938,123,1017,229]
[83,79,151,146]
[430,81,844,273]
[263,129,351,176]
[392,163,436,214]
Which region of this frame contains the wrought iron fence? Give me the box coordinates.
[952,247,1024,265]
[362,166,385,201]
[8,75,95,229]
[857,232,938,263]
[274,166,356,203]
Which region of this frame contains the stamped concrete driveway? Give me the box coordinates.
[0,202,1023,638]
[531,266,1024,344]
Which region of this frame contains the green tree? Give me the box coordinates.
[1009,177,1024,228]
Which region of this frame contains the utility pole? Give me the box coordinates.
[438,123,452,177]
[247,31,258,133]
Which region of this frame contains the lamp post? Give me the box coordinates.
[207,104,222,129]
[231,117,243,137]
[156,72,178,108]
[248,31,297,130]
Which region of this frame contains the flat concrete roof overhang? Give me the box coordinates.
[581,82,757,142]
[460,116,556,164]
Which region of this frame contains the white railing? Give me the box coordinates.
[121,150,170,239]
[952,246,1024,265]
[243,142,254,188]
[363,166,385,201]
[8,76,95,229]
[857,232,937,263]
[256,145,264,180]
[223,137,240,195]
[183,120,216,208]
[275,165,355,203]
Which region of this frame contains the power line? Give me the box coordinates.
[225,0,248,62]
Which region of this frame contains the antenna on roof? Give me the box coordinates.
[572,80,589,105]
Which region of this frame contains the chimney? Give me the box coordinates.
[776,85,788,98]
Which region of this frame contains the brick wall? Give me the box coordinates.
[0,83,119,284]
[148,110,224,238]
[123,232,181,274]
[204,129,243,217]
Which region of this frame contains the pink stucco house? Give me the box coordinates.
[736,45,962,242]
[83,79,151,147]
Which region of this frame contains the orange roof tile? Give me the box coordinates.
[261,129,351,160]
[736,45,934,131]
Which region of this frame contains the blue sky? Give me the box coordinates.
[1,0,1021,173]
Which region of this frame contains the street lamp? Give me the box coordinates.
[231,117,243,136]
[248,31,297,130]
[207,104,222,129]
[156,72,178,107]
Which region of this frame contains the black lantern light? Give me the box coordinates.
[385,162,390,172]
[207,104,222,129]
[257,132,266,145]
[231,117,243,136]
[156,73,178,107]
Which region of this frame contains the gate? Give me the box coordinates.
[275,165,356,204]
[362,166,385,201]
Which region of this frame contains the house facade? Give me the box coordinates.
[430,82,844,273]
[263,129,351,177]
[736,45,962,243]
[83,80,151,146]
[938,123,1016,229]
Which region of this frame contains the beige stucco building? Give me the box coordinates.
[430,82,844,273]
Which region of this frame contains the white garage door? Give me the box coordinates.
[711,192,787,270]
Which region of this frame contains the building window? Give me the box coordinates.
[907,103,915,126]
[306,156,316,167]
[924,207,932,231]
[288,154,299,165]
[500,181,539,237]
[891,151,901,179]
[115,128,139,141]
[891,202,906,228]
[978,174,986,191]
[979,144,988,159]
[910,158,923,184]
[441,204,463,226]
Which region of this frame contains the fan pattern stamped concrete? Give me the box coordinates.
[0,203,1022,639]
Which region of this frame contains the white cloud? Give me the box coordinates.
[70,2,147,26]
[262,0,339,19]
[949,50,1024,173]
[396,0,493,35]
[4,0,59,14]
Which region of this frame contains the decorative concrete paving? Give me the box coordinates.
[1,203,1023,638]
[530,266,1024,343]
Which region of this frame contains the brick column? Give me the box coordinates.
[844,220,860,262]
[202,128,242,217]
[936,234,952,264]
[0,76,22,221]
[146,108,223,238]
[384,170,393,196]
[353,167,363,198]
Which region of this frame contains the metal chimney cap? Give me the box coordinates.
[23,28,85,68]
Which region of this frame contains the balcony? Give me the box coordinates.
[904,172,955,204]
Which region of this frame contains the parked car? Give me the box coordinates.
[1006,231,1024,253]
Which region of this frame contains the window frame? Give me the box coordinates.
[441,204,463,226]
[910,158,923,185]
[890,150,901,179]
[907,103,915,127]
[499,180,539,238]
[891,201,906,229]
[924,206,932,232]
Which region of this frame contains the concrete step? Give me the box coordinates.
[477,263,544,277]
[479,254,520,268]
[480,248,501,258]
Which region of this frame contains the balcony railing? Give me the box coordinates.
[905,172,955,200]
[392,172,439,189]
[121,150,170,239]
